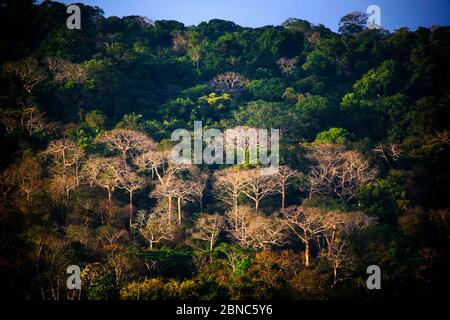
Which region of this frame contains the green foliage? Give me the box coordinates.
[120,278,165,300]
[291,93,333,140]
[352,60,398,98]
[235,257,254,276]
[83,110,107,131]
[303,50,335,76]
[314,127,352,145]
[357,178,409,224]
[81,263,116,300]
[338,12,368,35]
[248,78,286,101]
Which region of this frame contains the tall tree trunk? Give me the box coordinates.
[26,192,31,208]
[177,197,182,224]
[75,162,80,187]
[168,196,172,222]
[328,229,336,256]
[62,151,66,170]
[210,233,215,251]
[107,187,112,216]
[281,184,286,210]
[129,191,133,228]
[333,265,337,286]
[234,194,238,228]
[199,196,203,213]
[304,241,310,267]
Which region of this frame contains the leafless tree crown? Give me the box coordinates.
[212,72,249,94]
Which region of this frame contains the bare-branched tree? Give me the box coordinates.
[226,206,286,250]
[277,57,298,75]
[212,72,249,94]
[241,169,278,211]
[280,206,325,266]
[9,156,42,211]
[0,108,19,135]
[319,238,356,286]
[136,150,192,184]
[372,143,401,166]
[45,139,84,185]
[117,167,148,228]
[49,173,78,206]
[134,207,175,250]
[97,129,155,163]
[172,31,189,52]
[21,106,47,136]
[140,150,195,220]
[0,166,16,200]
[275,166,302,209]
[3,58,45,94]
[191,213,225,251]
[96,226,129,249]
[172,178,203,224]
[46,57,88,83]
[321,210,347,256]
[83,156,124,217]
[191,170,208,212]
[306,144,377,202]
[213,167,250,223]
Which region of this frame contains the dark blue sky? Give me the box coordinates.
[61,0,450,32]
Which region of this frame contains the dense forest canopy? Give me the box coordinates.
[0,0,450,300]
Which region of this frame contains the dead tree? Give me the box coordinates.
[306,144,377,203]
[117,167,148,228]
[140,150,194,220]
[82,156,124,217]
[372,143,401,166]
[172,31,189,52]
[192,213,225,251]
[9,156,42,211]
[97,129,155,163]
[213,167,250,224]
[275,165,302,210]
[21,106,47,136]
[3,58,45,94]
[241,168,278,212]
[212,72,249,94]
[226,206,286,250]
[45,139,84,185]
[0,166,16,200]
[49,173,78,206]
[46,57,88,83]
[320,238,356,286]
[277,57,298,75]
[280,206,325,266]
[134,208,175,250]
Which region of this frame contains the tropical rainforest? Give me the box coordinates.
[0,0,450,300]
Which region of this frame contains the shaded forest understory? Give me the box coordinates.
[0,1,450,299]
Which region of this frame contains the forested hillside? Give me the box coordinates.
[1,0,450,299]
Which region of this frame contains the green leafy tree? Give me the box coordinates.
[314,128,351,145]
